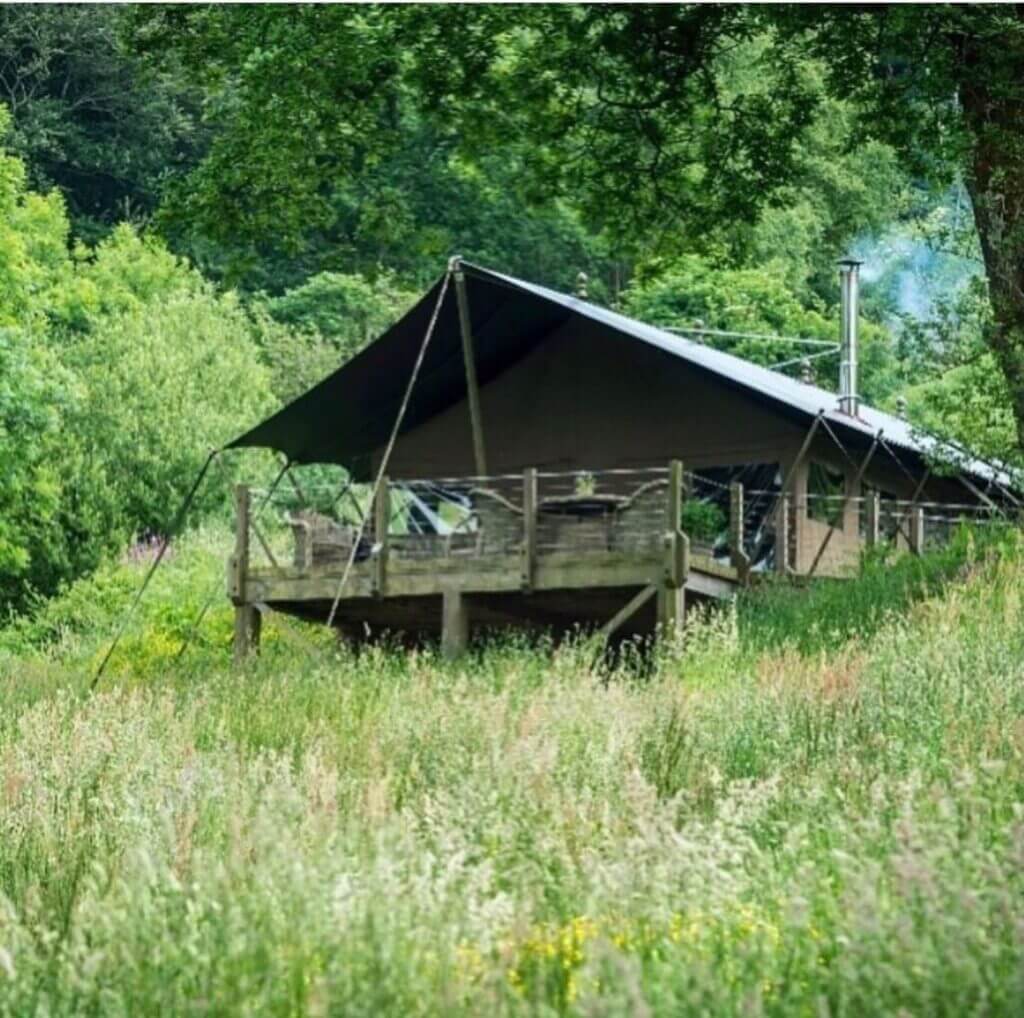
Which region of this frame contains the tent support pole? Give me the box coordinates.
[958,473,1001,514]
[451,256,488,476]
[92,447,221,688]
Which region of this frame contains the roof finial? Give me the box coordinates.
[575,271,588,299]
[800,358,814,384]
[896,395,908,420]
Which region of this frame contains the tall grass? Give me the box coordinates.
[1,526,1023,1014]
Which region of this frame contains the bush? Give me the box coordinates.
[0,113,280,614]
[61,282,276,535]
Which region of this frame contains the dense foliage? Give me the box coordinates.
[0,6,204,240]
[130,4,1024,449]
[0,115,275,615]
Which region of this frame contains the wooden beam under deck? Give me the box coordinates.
[236,550,739,652]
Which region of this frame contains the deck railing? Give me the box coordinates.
[233,465,1016,593]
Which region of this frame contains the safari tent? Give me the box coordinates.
[224,260,1015,655]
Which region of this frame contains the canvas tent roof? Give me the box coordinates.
[228,262,1013,489]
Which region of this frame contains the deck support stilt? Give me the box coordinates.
[656,584,685,635]
[233,604,261,664]
[442,588,469,658]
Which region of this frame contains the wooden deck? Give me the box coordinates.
[228,463,746,658]
[227,461,997,659]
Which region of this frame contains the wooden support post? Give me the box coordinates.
[663,459,690,591]
[865,490,880,549]
[657,585,685,635]
[909,505,925,555]
[233,604,261,665]
[775,492,790,575]
[663,528,690,589]
[373,477,390,597]
[729,482,751,583]
[658,459,688,637]
[441,588,469,658]
[521,467,537,591]
[451,258,488,477]
[231,484,261,663]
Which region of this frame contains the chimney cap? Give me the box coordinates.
[837,257,863,268]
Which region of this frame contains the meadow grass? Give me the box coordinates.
[1,526,1024,1014]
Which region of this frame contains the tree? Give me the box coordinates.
[0,111,277,614]
[622,254,898,407]
[778,8,1024,452]
[133,5,1024,453]
[0,5,206,240]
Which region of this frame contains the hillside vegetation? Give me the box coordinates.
[0,526,1022,1015]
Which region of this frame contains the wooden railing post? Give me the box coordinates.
[521,467,537,591]
[659,460,688,635]
[909,504,925,555]
[775,492,790,575]
[729,482,751,584]
[667,459,684,531]
[231,484,260,663]
[373,477,390,597]
[865,490,880,550]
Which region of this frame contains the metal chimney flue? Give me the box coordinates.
[838,258,861,417]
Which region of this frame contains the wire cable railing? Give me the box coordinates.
[241,466,1016,580]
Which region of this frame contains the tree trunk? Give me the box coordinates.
[959,20,1024,454]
